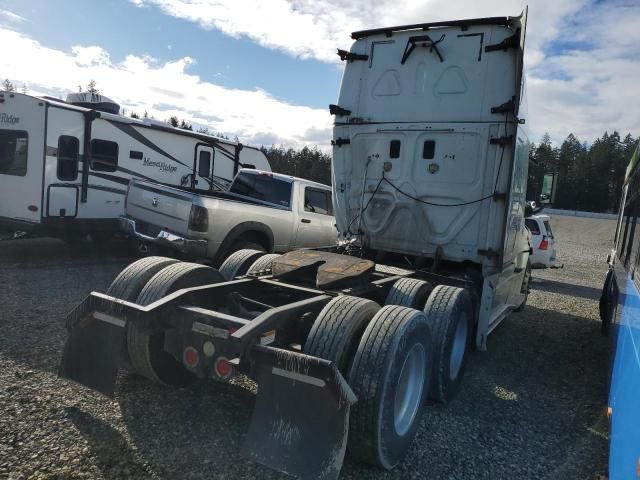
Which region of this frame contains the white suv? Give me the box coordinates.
[525,214,557,268]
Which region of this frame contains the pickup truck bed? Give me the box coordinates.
[122,169,337,262]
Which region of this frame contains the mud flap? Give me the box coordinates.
[59,296,128,397]
[242,345,357,480]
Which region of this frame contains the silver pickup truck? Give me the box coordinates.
[120,169,337,263]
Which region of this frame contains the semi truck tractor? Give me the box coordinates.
[60,11,530,480]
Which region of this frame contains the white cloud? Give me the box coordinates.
[0,28,330,149]
[129,0,640,144]
[128,0,581,64]
[71,46,112,67]
[526,1,640,143]
[0,9,26,23]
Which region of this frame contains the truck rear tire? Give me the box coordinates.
[218,249,266,280]
[348,305,432,469]
[303,296,380,374]
[423,285,473,403]
[106,256,179,301]
[385,278,433,309]
[246,253,281,276]
[128,262,225,385]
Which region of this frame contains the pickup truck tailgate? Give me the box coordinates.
[126,180,194,235]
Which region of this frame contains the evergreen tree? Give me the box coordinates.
[86,80,99,94]
[554,134,586,209]
[261,145,332,185]
[2,79,15,92]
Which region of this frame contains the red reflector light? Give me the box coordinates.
[539,237,548,251]
[28,205,38,212]
[183,347,199,368]
[214,357,233,378]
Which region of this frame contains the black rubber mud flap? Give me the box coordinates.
[59,296,128,397]
[242,345,357,480]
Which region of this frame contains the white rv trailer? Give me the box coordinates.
[0,91,270,238]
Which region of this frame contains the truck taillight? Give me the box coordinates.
[539,236,548,251]
[188,205,208,232]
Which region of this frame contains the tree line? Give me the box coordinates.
[528,131,637,213]
[261,146,332,186]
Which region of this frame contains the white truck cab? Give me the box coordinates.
[332,13,531,348]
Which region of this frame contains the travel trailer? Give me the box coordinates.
[0,91,270,238]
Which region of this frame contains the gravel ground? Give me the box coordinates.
[0,216,614,479]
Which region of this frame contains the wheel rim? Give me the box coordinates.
[449,314,468,380]
[393,343,427,436]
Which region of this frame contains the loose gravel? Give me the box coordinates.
[0,216,613,479]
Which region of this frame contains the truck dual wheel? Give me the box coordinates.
[128,262,225,385]
[218,249,266,280]
[385,278,433,309]
[106,256,179,301]
[423,285,473,403]
[246,253,281,276]
[348,305,432,469]
[303,295,381,374]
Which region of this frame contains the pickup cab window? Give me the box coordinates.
[230,172,292,208]
[304,187,333,215]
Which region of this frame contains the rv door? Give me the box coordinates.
[0,94,45,228]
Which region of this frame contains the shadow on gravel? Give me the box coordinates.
[115,374,281,478]
[101,304,611,480]
[530,278,603,301]
[66,405,151,478]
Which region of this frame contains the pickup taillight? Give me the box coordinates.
[188,205,208,232]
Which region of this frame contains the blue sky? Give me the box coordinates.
[1,0,341,108]
[0,0,638,148]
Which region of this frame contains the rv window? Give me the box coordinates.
[57,135,79,181]
[0,129,28,176]
[198,150,212,178]
[422,140,436,159]
[129,150,143,160]
[90,139,118,172]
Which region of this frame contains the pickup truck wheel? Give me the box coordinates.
[106,256,179,301]
[218,249,265,280]
[303,296,380,374]
[348,305,432,469]
[128,262,225,385]
[385,278,433,309]
[423,285,473,403]
[246,253,281,276]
